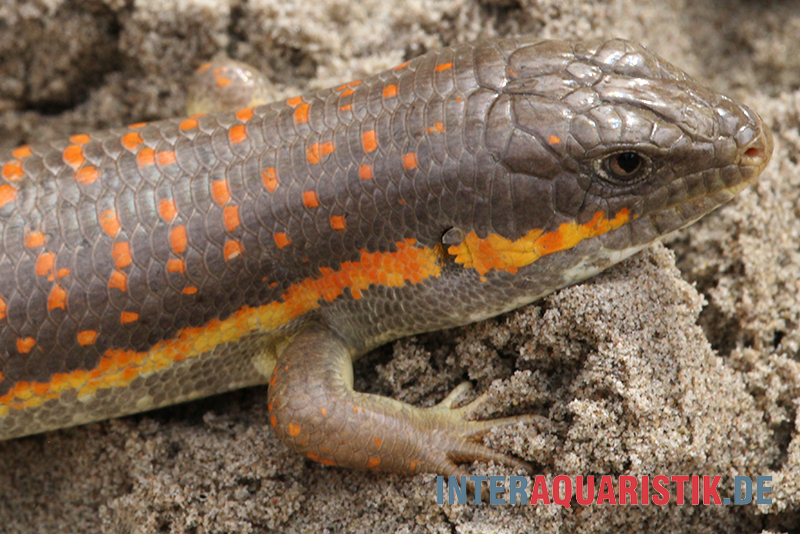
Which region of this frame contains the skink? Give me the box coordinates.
[0,37,772,477]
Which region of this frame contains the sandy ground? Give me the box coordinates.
[0,0,799,532]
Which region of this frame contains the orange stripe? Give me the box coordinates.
[435,62,453,72]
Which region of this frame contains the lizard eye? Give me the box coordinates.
[594,151,650,184]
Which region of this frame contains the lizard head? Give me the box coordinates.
[447,38,772,293]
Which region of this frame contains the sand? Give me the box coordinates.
[0,0,798,532]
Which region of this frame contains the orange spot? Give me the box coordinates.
[382,84,398,98]
[435,62,453,72]
[306,142,335,164]
[56,268,70,278]
[348,80,361,88]
[0,296,5,321]
[2,161,24,181]
[339,104,352,111]
[288,423,301,437]
[35,252,55,276]
[121,132,143,151]
[548,135,561,144]
[426,122,445,134]
[294,103,310,124]
[330,216,346,231]
[302,191,319,208]
[197,62,212,73]
[409,461,417,471]
[359,164,373,180]
[367,457,381,469]
[108,270,127,291]
[17,338,35,354]
[223,205,240,232]
[100,210,120,237]
[229,124,247,144]
[179,118,198,131]
[270,415,278,427]
[62,145,84,169]
[211,180,231,206]
[320,407,327,417]
[120,312,139,324]
[167,258,185,273]
[274,232,291,248]
[402,153,418,170]
[12,146,32,159]
[77,330,98,346]
[156,151,176,166]
[137,147,155,167]
[70,134,91,145]
[223,240,243,261]
[235,107,254,122]
[25,231,45,248]
[182,286,198,295]
[393,61,409,71]
[339,88,354,98]
[128,122,148,129]
[319,459,336,466]
[362,130,378,153]
[286,96,303,107]
[0,184,15,207]
[261,168,279,192]
[373,437,382,448]
[48,285,67,310]
[213,69,231,87]
[74,166,99,184]
[170,226,188,254]
[112,242,132,269]
[158,198,178,222]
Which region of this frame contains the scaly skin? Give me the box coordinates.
[0,37,772,476]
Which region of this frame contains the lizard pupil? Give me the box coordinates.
[609,152,642,177]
